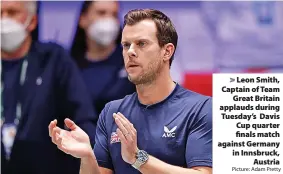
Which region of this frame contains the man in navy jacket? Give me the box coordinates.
[1,1,98,174]
[49,8,212,174]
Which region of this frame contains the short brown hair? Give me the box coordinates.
[123,9,178,67]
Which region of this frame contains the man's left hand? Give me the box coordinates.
[113,112,138,165]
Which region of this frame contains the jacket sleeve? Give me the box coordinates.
[93,102,114,170]
[55,46,98,146]
[186,98,212,168]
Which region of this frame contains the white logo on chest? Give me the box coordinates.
[162,126,177,138]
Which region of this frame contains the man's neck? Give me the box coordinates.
[1,36,32,60]
[86,39,116,61]
[136,71,176,106]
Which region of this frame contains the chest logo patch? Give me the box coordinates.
[110,132,121,144]
[162,126,177,138]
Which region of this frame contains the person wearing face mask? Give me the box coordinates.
[1,1,98,174]
[70,1,136,115]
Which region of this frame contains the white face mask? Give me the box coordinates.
[1,17,29,52]
[88,17,120,47]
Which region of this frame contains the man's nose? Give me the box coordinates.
[127,44,137,58]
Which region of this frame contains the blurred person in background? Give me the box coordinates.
[1,1,98,174]
[200,1,283,71]
[70,1,136,115]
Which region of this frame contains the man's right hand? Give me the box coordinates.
[48,118,93,159]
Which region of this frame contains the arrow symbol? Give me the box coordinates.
[230,78,235,82]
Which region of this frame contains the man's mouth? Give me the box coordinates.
[128,64,139,68]
[129,65,139,68]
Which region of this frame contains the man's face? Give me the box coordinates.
[80,1,119,30]
[1,1,37,34]
[1,1,29,25]
[121,20,165,85]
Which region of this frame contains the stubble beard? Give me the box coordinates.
[128,58,163,86]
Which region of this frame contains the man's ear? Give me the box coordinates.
[163,43,175,62]
[27,15,37,33]
[79,14,88,29]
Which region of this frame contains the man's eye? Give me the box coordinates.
[122,43,130,48]
[7,9,18,16]
[138,42,146,47]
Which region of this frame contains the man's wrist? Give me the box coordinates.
[132,149,149,170]
[131,148,139,164]
[82,145,96,161]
